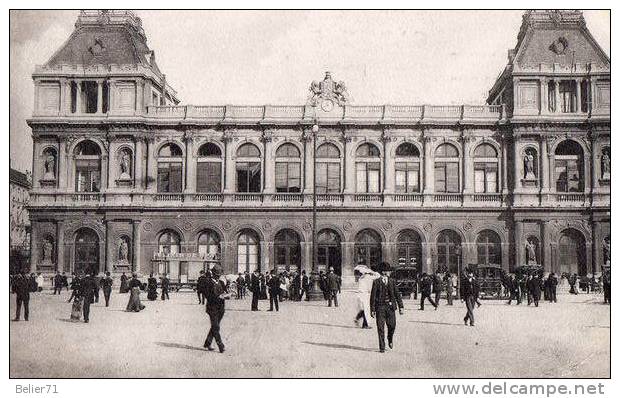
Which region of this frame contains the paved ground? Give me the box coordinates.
[9,289,610,378]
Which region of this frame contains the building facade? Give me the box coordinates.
[27,10,610,285]
[10,167,31,273]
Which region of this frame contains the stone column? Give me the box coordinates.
[463,135,473,193]
[575,79,582,113]
[132,220,141,273]
[101,153,109,191]
[590,77,598,112]
[540,78,548,115]
[382,132,394,194]
[76,80,83,114]
[223,131,235,193]
[146,138,157,193]
[344,135,355,194]
[261,241,271,271]
[58,139,67,190]
[540,137,549,193]
[56,220,65,272]
[590,135,599,191]
[547,138,555,193]
[262,132,274,193]
[97,81,103,114]
[137,80,145,114]
[591,221,599,274]
[514,220,523,267]
[301,242,311,272]
[512,136,520,191]
[105,221,112,272]
[541,221,551,272]
[59,78,67,116]
[583,152,592,193]
[30,223,38,273]
[422,136,433,195]
[134,137,143,190]
[341,241,354,275]
[184,133,195,193]
[501,138,508,194]
[33,81,40,115]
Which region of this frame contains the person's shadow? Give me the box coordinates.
[302,341,377,353]
[155,342,210,352]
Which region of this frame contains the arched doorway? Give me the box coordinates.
[317,229,342,275]
[476,230,502,266]
[436,230,462,274]
[397,229,422,269]
[354,229,382,269]
[558,229,587,276]
[237,229,260,273]
[74,228,100,275]
[274,229,301,272]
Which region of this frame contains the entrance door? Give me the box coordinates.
[74,228,99,275]
[317,229,342,275]
[558,229,587,276]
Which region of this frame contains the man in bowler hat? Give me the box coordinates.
[370,262,404,353]
[461,269,480,326]
[203,265,230,353]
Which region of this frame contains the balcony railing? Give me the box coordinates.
[153,193,184,202]
[433,193,462,203]
[194,193,223,202]
[391,193,424,202]
[233,193,263,202]
[272,193,304,202]
[472,193,503,202]
[72,193,101,202]
[556,193,587,202]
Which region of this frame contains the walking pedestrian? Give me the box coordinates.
[119,272,129,293]
[354,265,380,329]
[203,265,230,353]
[370,262,404,353]
[101,271,113,307]
[507,274,521,305]
[67,273,81,302]
[62,272,69,292]
[196,270,207,304]
[300,270,310,301]
[548,272,558,303]
[35,272,44,293]
[326,267,341,307]
[444,272,454,305]
[12,272,30,321]
[126,273,145,312]
[461,269,480,327]
[160,273,170,300]
[250,269,261,311]
[53,271,63,295]
[80,272,97,323]
[236,273,245,299]
[147,273,158,301]
[268,270,280,312]
[432,272,443,306]
[418,273,437,310]
[528,273,542,307]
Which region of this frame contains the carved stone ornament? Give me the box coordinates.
[308,71,349,107]
[262,222,272,231]
[382,222,393,231]
[222,220,233,231]
[142,221,153,232]
[550,37,569,55]
[343,221,353,231]
[423,223,433,232]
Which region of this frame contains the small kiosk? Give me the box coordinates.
[151,251,221,290]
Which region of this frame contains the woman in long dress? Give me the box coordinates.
[119,272,129,293]
[354,265,380,328]
[70,283,83,321]
[147,273,158,301]
[126,273,145,312]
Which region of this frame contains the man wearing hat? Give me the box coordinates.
[81,272,98,323]
[370,262,404,353]
[203,265,230,353]
[460,269,480,326]
[250,269,261,311]
[326,267,341,307]
[418,273,437,310]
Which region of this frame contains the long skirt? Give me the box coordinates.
[119,280,129,293]
[147,287,158,301]
[126,287,145,312]
[70,297,83,321]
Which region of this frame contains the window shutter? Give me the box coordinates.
[434,164,446,192]
[275,162,287,191]
[170,163,183,192]
[157,164,169,192]
[446,162,459,192]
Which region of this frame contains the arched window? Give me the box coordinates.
[236,143,261,193]
[197,143,222,193]
[473,143,499,193]
[317,229,342,275]
[558,229,587,276]
[476,230,501,265]
[237,229,260,273]
[198,230,221,258]
[157,143,183,193]
[274,229,301,271]
[356,143,381,193]
[275,143,301,193]
[354,229,382,268]
[397,229,422,268]
[555,140,584,192]
[158,230,181,255]
[435,143,459,193]
[316,143,341,194]
[74,228,99,275]
[74,140,101,192]
[436,230,461,274]
[395,143,420,193]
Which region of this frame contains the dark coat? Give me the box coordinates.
[250,274,261,293]
[205,278,227,314]
[54,274,63,287]
[100,276,113,290]
[460,276,480,299]
[420,275,433,295]
[80,276,98,303]
[326,272,341,291]
[128,277,142,289]
[528,277,542,296]
[369,277,404,313]
[432,274,443,293]
[302,274,310,289]
[12,275,31,300]
[196,275,209,293]
[161,277,170,290]
[267,275,281,292]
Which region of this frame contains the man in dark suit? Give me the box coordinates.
[12,273,31,321]
[370,262,404,353]
[81,273,97,323]
[93,272,101,303]
[101,271,113,307]
[528,273,542,307]
[203,265,230,353]
[461,269,480,326]
[67,273,81,302]
[300,270,310,301]
[292,272,301,301]
[250,269,261,311]
[419,273,437,310]
[548,273,558,303]
[236,273,245,299]
[160,273,170,300]
[432,272,443,306]
[196,270,208,304]
[326,267,341,307]
[61,272,69,291]
[53,271,63,295]
[268,270,281,311]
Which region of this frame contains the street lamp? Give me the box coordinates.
[455,244,462,299]
[308,121,324,301]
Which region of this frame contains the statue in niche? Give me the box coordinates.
[524,150,536,180]
[525,238,538,265]
[119,151,131,180]
[118,238,129,263]
[43,153,56,180]
[601,152,611,179]
[42,239,53,263]
[603,236,611,265]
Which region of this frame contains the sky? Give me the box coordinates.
[9,10,611,173]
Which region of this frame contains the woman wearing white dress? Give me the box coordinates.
[354,265,380,328]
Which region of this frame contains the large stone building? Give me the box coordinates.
[27,10,610,285]
[10,166,31,273]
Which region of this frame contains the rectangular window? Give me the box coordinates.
[275,162,301,193]
[157,162,183,193]
[474,163,498,193]
[236,162,261,193]
[555,159,581,192]
[196,162,222,193]
[356,162,381,193]
[395,162,420,193]
[435,162,459,193]
[75,159,100,192]
[316,163,340,194]
[559,81,576,113]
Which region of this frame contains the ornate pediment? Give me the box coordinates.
[307,71,349,108]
